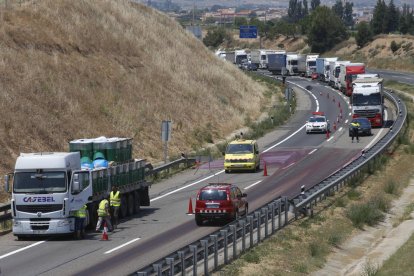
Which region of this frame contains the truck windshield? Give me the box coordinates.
[13,171,67,193]
[335,67,341,77]
[352,92,382,106]
[290,60,298,65]
[236,55,248,64]
[226,144,253,154]
[308,61,316,67]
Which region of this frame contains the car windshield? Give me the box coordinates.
[13,171,67,193]
[309,117,326,123]
[226,143,253,154]
[352,92,381,106]
[199,189,227,200]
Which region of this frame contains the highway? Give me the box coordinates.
[0,75,395,276]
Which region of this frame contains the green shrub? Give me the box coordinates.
[244,250,260,263]
[383,179,400,195]
[347,202,385,228]
[347,189,361,200]
[390,40,400,53]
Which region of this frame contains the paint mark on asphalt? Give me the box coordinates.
[0,240,46,260]
[308,149,317,155]
[244,180,262,190]
[104,238,141,254]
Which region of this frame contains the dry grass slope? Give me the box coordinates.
[0,0,267,178]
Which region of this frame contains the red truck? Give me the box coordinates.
[339,63,365,97]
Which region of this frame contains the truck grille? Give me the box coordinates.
[354,109,379,118]
[30,218,51,230]
[16,204,63,213]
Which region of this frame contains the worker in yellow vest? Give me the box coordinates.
[110,186,121,229]
[96,195,113,232]
[74,204,87,239]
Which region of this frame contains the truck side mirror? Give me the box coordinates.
[72,174,80,194]
[4,175,10,193]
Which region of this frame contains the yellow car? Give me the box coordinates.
[223,139,260,173]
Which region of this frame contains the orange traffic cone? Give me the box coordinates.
[187,198,194,215]
[333,122,337,131]
[326,130,330,139]
[101,222,109,241]
[263,161,268,177]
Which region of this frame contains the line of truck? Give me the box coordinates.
[215,48,383,128]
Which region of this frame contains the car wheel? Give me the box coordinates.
[195,215,203,226]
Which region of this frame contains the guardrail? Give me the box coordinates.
[134,84,407,275]
[134,197,290,276]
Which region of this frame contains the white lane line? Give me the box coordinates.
[282,162,296,170]
[244,180,262,190]
[345,119,349,124]
[150,170,224,202]
[364,110,388,150]
[339,127,343,132]
[327,136,334,142]
[104,238,141,254]
[0,240,46,260]
[308,149,318,155]
[348,112,352,116]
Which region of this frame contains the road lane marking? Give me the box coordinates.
[104,238,141,254]
[339,127,343,131]
[327,136,334,142]
[282,162,296,170]
[0,240,46,260]
[365,109,388,150]
[150,170,224,202]
[308,149,317,155]
[244,180,262,190]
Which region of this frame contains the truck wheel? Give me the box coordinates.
[127,193,134,216]
[120,195,128,218]
[195,215,203,226]
[134,191,141,214]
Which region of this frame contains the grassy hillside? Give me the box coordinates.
[0,0,268,182]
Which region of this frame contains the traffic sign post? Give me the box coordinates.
[161,120,172,163]
[239,25,257,38]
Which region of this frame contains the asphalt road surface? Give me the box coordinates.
[0,76,395,276]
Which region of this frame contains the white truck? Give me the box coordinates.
[351,77,384,127]
[286,53,299,75]
[316,57,337,82]
[234,49,249,67]
[298,54,319,77]
[329,60,350,88]
[6,137,150,239]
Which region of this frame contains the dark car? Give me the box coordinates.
[349,117,372,136]
[195,183,248,226]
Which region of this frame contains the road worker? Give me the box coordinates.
[110,185,121,229]
[350,121,360,143]
[96,195,113,232]
[74,204,87,239]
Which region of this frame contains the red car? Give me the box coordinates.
[195,183,248,226]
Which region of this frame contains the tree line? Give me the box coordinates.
[203,0,414,53]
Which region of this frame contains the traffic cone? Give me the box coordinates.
[333,97,336,103]
[327,93,329,99]
[338,101,341,108]
[326,130,330,139]
[263,161,268,177]
[333,122,337,131]
[187,198,194,215]
[101,222,109,241]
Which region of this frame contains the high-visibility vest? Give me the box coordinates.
[351,122,360,128]
[110,191,121,207]
[74,205,87,218]
[98,199,109,217]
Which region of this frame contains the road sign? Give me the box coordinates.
[161,120,172,142]
[239,25,257,39]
